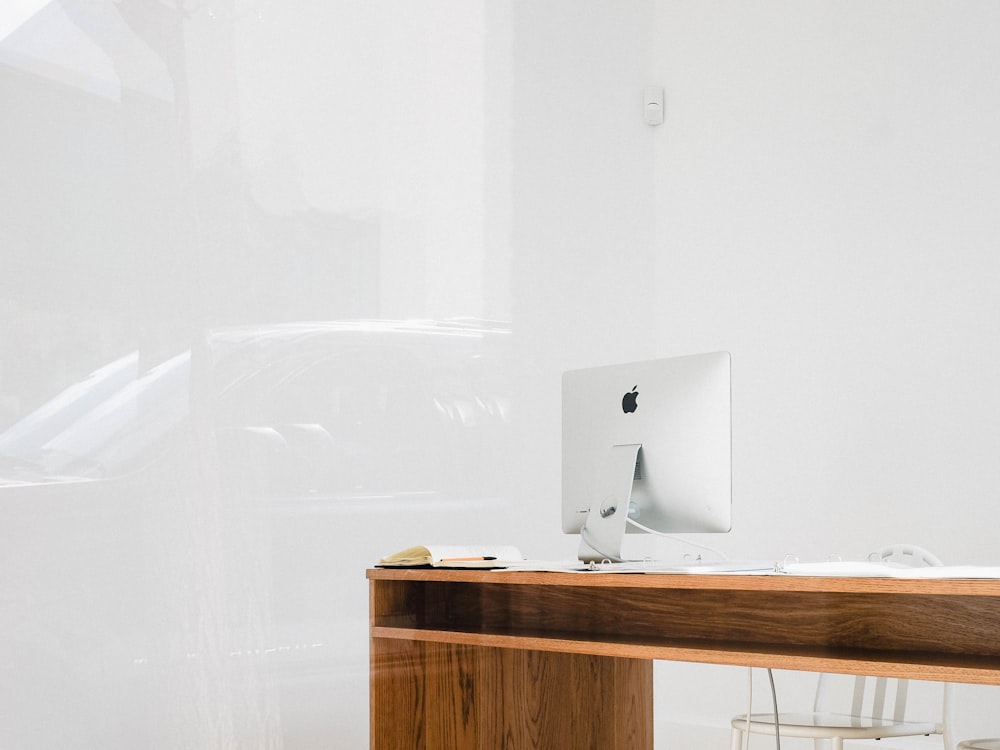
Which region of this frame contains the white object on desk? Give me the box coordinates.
[779,560,903,577]
[780,561,1000,579]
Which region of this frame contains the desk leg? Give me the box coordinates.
[371,637,653,749]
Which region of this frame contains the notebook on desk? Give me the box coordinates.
[376,544,524,569]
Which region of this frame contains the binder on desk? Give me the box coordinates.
[377,544,524,569]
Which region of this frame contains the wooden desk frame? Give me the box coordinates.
[369,568,1000,749]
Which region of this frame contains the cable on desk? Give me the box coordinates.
[626,518,729,560]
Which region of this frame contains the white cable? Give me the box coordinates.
[743,668,782,750]
[766,668,781,750]
[582,518,730,564]
[625,517,730,560]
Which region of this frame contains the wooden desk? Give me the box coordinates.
[369,568,1000,749]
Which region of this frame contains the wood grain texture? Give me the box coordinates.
[367,567,1000,596]
[371,625,1000,684]
[369,569,1000,749]
[369,569,1000,682]
[371,636,652,749]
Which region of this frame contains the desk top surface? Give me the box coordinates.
[367,566,1000,595]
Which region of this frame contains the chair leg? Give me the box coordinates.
[731,727,744,750]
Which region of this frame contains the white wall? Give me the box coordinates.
[652,0,1000,565]
[509,1,1000,747]
[1,1,999,748]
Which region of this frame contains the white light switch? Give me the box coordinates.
[643,86,664,126]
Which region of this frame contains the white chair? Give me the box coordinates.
[730,544,950,750]
[875,542,944,568]
[958,741,1000,750]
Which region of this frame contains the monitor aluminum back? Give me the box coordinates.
[561,351,732,550]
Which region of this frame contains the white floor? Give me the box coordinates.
[655,720,949,750]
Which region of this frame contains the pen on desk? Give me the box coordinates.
[441,556,497,562]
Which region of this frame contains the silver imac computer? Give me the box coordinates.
[562,351,731,563]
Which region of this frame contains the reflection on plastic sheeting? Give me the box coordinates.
[0,319,512,748]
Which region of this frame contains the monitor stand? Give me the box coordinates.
[578,443,641,563]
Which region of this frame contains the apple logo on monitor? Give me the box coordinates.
[622,386,639,414]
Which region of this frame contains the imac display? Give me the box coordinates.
[562,351,731,563]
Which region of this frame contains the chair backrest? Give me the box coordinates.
[875,543,944,568]
[814,545,945,726]
[814,674,915,722]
